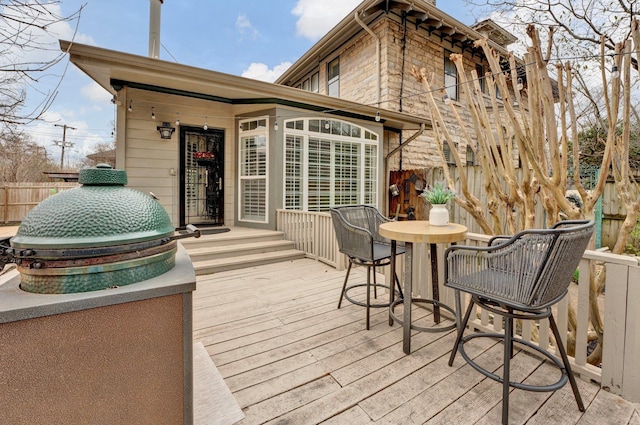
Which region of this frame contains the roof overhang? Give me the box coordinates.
[60,40,430,131]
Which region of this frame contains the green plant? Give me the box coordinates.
[420,181,456,204]
[625,216,640,256]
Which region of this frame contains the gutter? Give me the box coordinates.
[355,10,381,106]
[384,123,426,215]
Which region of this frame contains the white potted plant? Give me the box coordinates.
[420,181,456,226]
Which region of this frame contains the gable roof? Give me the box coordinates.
[276,0,513,86]
[60,40,430,131]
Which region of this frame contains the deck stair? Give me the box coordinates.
[180,227,306,275]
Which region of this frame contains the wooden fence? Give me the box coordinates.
[1,183,78,224]
[276,208,640,403]
[402,167,636,250]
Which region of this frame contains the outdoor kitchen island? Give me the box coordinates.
[0,245,196,424]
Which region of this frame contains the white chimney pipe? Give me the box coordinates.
[149,0,163,58]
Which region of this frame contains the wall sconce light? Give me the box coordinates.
[157,121,175,139]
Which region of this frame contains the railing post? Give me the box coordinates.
[602,261,640,402]
[622,264,640,402]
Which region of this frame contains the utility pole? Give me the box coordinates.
[53,124,76,169]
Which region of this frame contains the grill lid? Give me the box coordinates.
[11,164,174,250]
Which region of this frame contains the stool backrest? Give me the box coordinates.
[330,205,389,261]
[446,220,594,308]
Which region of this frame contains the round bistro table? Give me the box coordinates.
[379,220,467,354]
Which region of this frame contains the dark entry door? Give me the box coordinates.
[180,127,224,226]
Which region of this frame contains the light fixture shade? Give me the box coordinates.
[157,122,175,139]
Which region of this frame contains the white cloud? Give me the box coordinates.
[81,82,112,104]
[242,62,293,83]
[292,0,361,41]
[236,14,259,41]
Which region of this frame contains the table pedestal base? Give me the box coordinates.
[389,298,456,333]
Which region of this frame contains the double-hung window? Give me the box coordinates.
[239,118,268,222]
[284,118,378,211]
[444,51,458,101]
[327,58,340,97]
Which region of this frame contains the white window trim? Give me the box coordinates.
[238,116,269,224]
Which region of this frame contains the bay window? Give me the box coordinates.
[284,118,378,211]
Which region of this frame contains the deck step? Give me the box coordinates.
[192,249,306,275]
[182,227,306,275]
[188,239,296,262]
[181,229,286,249]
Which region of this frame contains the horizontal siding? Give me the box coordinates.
[120,89,237,226]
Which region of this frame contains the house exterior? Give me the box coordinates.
[276,0,519,171]
[60,0,519,231]
[61,41,428,231]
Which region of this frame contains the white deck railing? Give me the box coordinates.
[276,209,346,270]
[276,209,640,403]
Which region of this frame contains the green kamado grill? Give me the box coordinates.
[7,164,198,294]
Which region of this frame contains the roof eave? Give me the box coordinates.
[59,40,430,131]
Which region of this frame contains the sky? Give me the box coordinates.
[20,0,480,167]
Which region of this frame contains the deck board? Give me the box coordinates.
[193,258,639,424]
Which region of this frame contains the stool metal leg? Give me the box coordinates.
[373,265,378,299]
[449,298,475,366]
[502,316,514,425]
[549,314,585,411]
[366,265,371,330]
[337,261,353,309]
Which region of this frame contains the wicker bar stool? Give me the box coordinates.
[445,220,594,425]
[330,205,405,330]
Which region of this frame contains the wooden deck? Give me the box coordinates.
[193,258,640,425]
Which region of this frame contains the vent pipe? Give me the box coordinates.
[149,0,163,58]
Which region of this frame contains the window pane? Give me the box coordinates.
[364,145,377,205]
[285,135,303,209]
[334,142,360,206]
[475,63,485,93]
[241,179,266,220]
[444,52,458,101]
[308,138,332,211]
[240,136,266,176]
[328,58,339,79]
[328,57,339,97]
[311,72,319,92]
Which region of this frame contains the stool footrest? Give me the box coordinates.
[343,283,396,308]
[458,332,569,392]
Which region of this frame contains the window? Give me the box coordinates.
[284,118,378,211]
[327,57,340,97]
[466,145,475,166]
[442,141,457,166]
[475,64,485,94]
[239,118,268,222]
[444,51,458,101]
[295,72,320,93]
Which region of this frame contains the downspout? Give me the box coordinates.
[384,123,426,215]
[355,10,380,107]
